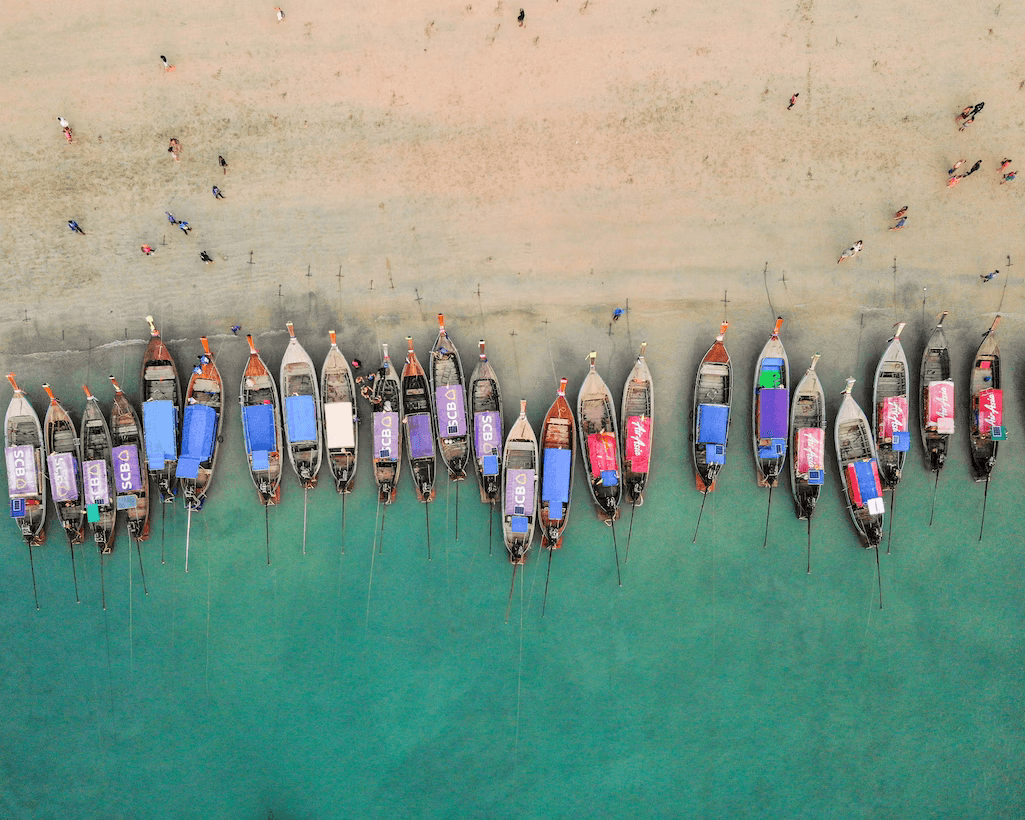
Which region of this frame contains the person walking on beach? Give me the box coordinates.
[788,93,799,110]
[212,186,225,199]
[168,138,181,161]
[166,211,176,224]
[518,8,525,25]
[200,251,213,264]
[274,6,285,21]
[231,325,241,335]
[1001,158,1012,170]
[1001,170,1017,184]
[141,245,155,255]
[837,240,863,263]
[981,270,999,283]
[57,117,73,143]
[219,156,228,175]
[612,308,625,322]
[178,220,191,235]
[893,206,907,220]
[959,116,976,132]
[947,174,964,188]
[68,220,84,235]
[948,159,965,176]
[160,55,175,72]
[890,217,908,231]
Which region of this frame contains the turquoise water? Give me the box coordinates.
[2,320,1022,818]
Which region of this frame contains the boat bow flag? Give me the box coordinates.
[4,445,38,497]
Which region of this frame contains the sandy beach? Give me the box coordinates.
[2,1,1023,390]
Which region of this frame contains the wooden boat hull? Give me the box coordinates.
[80,393,117,552]
[789,359,825,521]
[321,337,359,494]
[402,340,437,503]
[692,326,731,493]
[872,329,910,490]
[539,381,574,550]
[621,346,653,506]
[371,345,402,504]
[752,327,789,488]
[240,342,283,505]
[109,381,151,541]
[919,315,953,473]
[43,393,85,546]
[4,382,47,546]
[835,386,884,548]
[577,359,621,524]
[502,405,538,564]
[140,328,181,502]
[969,320,1001,481]
[431,318,470,481]
[468,343,503,504]
[280,330,322,489]
[178,341,223,511]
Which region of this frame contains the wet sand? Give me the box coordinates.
[2,1,1023,389]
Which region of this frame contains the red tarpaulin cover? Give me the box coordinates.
[978,388,1003,434]
[796,427,824,474]
[880,396,908,437]
[587,432,618,478]
[624,415,651,473]
[927,381,955,423]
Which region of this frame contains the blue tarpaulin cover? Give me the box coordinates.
[548,501,564,521]
[181,405,216,463]
[757,388,788,438]
[706,444,725,465]
[853,459,881,501]
[510,516,528,534]
[252,450,270,471]
[176,458,200,480]
[243,404,276,454]
[408,414,434,459]
[601,469,619,487]
[542,448,571,503]
[892,430,911,452]
[143,400,177,468]
[481,454,499,476]
[285,395,317,443]
[698,404,729,445]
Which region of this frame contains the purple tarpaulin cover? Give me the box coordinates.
[83,459,110,506]
[374,411,400,459]
[435,385,467,438]
[48,452,79,502]
[474,411,502,456]
[5,445,38,498]
[757,388,789,439]
[505,468,536,515]
[111,444,144,493]
[408,414,434,459]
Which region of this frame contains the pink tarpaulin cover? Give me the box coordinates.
[927,381,955,423]
[587,432,618,478]
[978,388,1003,433]
[624,416,651,472]
[796,428,824,474]
[880,396,908,437]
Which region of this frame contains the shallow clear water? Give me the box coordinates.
[2,322,1021,818]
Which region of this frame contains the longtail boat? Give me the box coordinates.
[752,317,789,487]
[789,354,826,521]
[692,322,731,496]
[539,378,575,551]
[177,338,223,570]
[80,385,117,552]
[502,400,538,565]
[240,334,282,506]
[108,376,150,542]
[621,342,653,506]
[969,316,1003,482]
[835,378,885,548]
[468,340,504,505]
[872,322,911,490]
[4,374,46,547]
[370,343,402,504]
[140,316,181,502]
[577,352,621,525]
[280,322,322,489]
[320,330,358,494]
[920,311,954,473]
[430,314,470,481]
[401,337,436,503]
[42,384,84,546]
